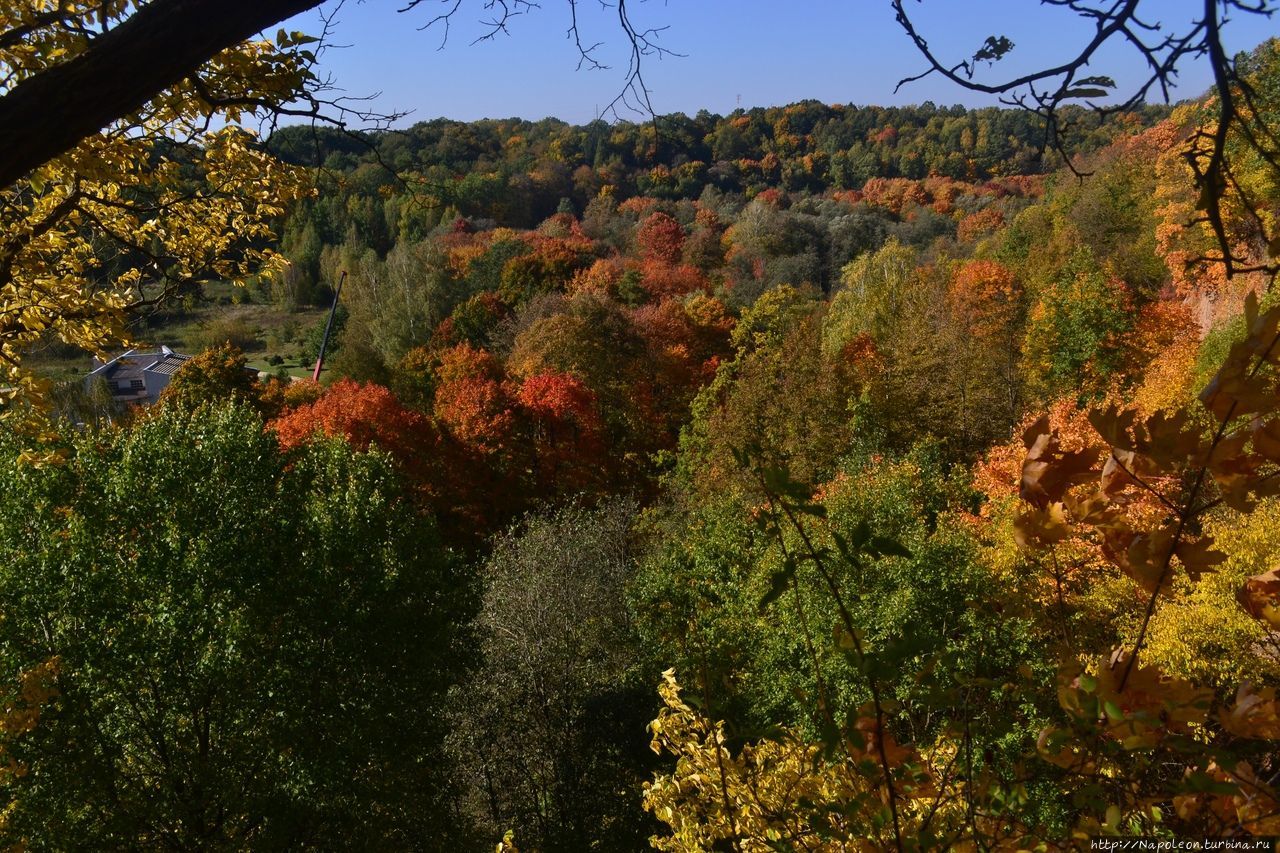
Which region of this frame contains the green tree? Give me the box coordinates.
[678,289,859,502]
[825,238,917,347]
[448,500,657,851]
[0,403,474,848]
[635,447,1058,847]
[1022,247,1132,396]
[507,292,647,457]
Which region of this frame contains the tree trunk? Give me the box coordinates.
[0,0,324,188]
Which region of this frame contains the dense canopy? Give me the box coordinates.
[1,2,1280,849]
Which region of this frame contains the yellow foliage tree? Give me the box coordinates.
[645,292,1280,847]
[645,669,907,852]
[0,3,326,424]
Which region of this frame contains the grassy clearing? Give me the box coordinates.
[25,283,329,384]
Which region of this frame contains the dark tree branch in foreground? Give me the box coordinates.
[1,0,659,189]
[400,0,676,121]
[0,0,325,188]
[894,0,1280,278]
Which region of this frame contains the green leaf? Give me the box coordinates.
[758,561,796,613]
[786,500,827,519]
[850,520,871,549]
[762,465,808,501]
[832,532,860,567]
[973,35,1014,63]
[1061,87,1109,99]
[869,536,911,559]
[1182,770,1241,796]
[882,632,931,665]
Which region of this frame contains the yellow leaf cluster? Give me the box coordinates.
[0,657,58,788]
[1,3,316,427]
[644,670,881,851]
[643,670,1004,851]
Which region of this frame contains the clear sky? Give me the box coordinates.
[281,0,1280,125]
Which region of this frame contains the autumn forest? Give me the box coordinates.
[2,1,1280,849]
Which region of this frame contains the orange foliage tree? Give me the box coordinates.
[432,343,519,457]
[1007,292,1280,835]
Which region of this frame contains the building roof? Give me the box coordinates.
[87,346,177,380]
[86,346,190,404]
[143,353,191,377]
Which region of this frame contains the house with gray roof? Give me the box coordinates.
[84,346,193,405]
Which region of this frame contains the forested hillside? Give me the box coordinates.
[2,1,1280,846]
[269,99,1160,238]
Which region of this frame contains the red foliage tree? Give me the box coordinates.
[630,295,735,445]
[956,206,1005,243]
[516,371,607,493]
[635,211,685,266]
[637,259,709,300]
[860,177,928,216]
[271,375,518,547]
[618,196,659,217]
[1120,298,1200,374]
[269,380,446,510]
[271,379,433,460]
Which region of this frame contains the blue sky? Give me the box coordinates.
[282,0,1280,124]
